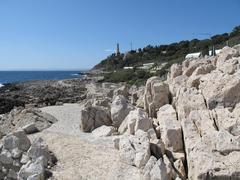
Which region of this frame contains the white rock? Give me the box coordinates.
[27,138,51,167]
[111,95,134,128]
[118,108,152,135]
[149,158,168,180]
[157,105,183,152]
[92,125,116,137]
[18,157,45,180]
[142,156,157,180]
[144,77,169,118]
[80,105,112,132]
[119,130,150,168]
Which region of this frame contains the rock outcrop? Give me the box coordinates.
[118,130,151,168]
[0,130,56,180]
[166,45,240,179]
[0,108,57,136]
[80,105,112,132]
[111,95,134,128]
[157,104,183,153]
[118,108,152,135]
[0,79,87,114]
[144,76,169,118]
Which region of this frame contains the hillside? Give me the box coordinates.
[94,25,240,73]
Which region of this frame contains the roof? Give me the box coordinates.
[185,52,201,59]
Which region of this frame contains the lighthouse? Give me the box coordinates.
[116,43,120,56]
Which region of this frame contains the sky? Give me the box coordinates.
[0,0,239,70]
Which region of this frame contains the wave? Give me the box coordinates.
[0,83,4,88]
[71,73,80,76]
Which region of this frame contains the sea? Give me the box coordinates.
[0,71,84,87]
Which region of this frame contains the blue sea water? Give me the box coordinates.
[0,71,84,85]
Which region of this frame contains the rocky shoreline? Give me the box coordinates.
[0,44,240,179]
[0,78,88,114]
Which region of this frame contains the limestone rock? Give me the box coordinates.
[27,138,52,167]
[0,130,56,180]
[111,95,134,128]
[118,108,152,135]
[18,157,45,180]
[163,155,177,179]
[199,70,240,109]
[118,130,150,168]
[92,125,117,137]
[168,64,183,80]
[173,159,186,179]
[80,105,112,132]
[157,104,183,152]
[144,77,169,118]
[0,108,57,135]
[175,88,207,121]
[113,85,129,98]
[142,156,157,179]
[149,158,168,180]
[3,130,31,152]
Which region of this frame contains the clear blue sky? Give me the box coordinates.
[0,0,239,70]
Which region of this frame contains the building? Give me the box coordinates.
[138,63,155,70]
[185,49,221,59]
[116,43,120,56]
[123,66,134,70]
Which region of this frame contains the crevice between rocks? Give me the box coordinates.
[172,104,189,179]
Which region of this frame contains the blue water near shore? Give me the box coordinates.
[0,71,84,85]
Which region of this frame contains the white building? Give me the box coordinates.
[123,66,134,70]
[138,63,155,70]
[185,49,221,59]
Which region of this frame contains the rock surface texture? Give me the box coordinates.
[0,130,56,180]
[144,76,169,118]
[166,45,240,179]
[0,107,57,136]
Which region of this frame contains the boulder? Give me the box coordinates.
[80,105,112,132]
[93,97,112,109]
[144,77,169,118]
[142,156,157,179]
[113,85,129,98]
[181,110,240,179]
[0,130,56,180]
[118,108,152,135]
[92,125,117,137]
[111,95,134,128]
[199,70,240,109]
[168,75,188,97]
[157,104,183,152]
[27,138,52,167]
[118,130,150,168]
[163,155,177,179]
[18,157,45,180]
[149,158,168,180]
[175,88,207,121]
[216,46,239,68]
[0,108,57,135]
[3,130,31,152]
[168,64,183,80]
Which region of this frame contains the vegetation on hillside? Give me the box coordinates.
[95,25,240,85]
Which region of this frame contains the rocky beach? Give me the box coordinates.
[0,44,240,179]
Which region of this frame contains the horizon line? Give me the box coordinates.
[0,69,90,71]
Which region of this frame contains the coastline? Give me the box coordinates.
[0,68,105,115]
